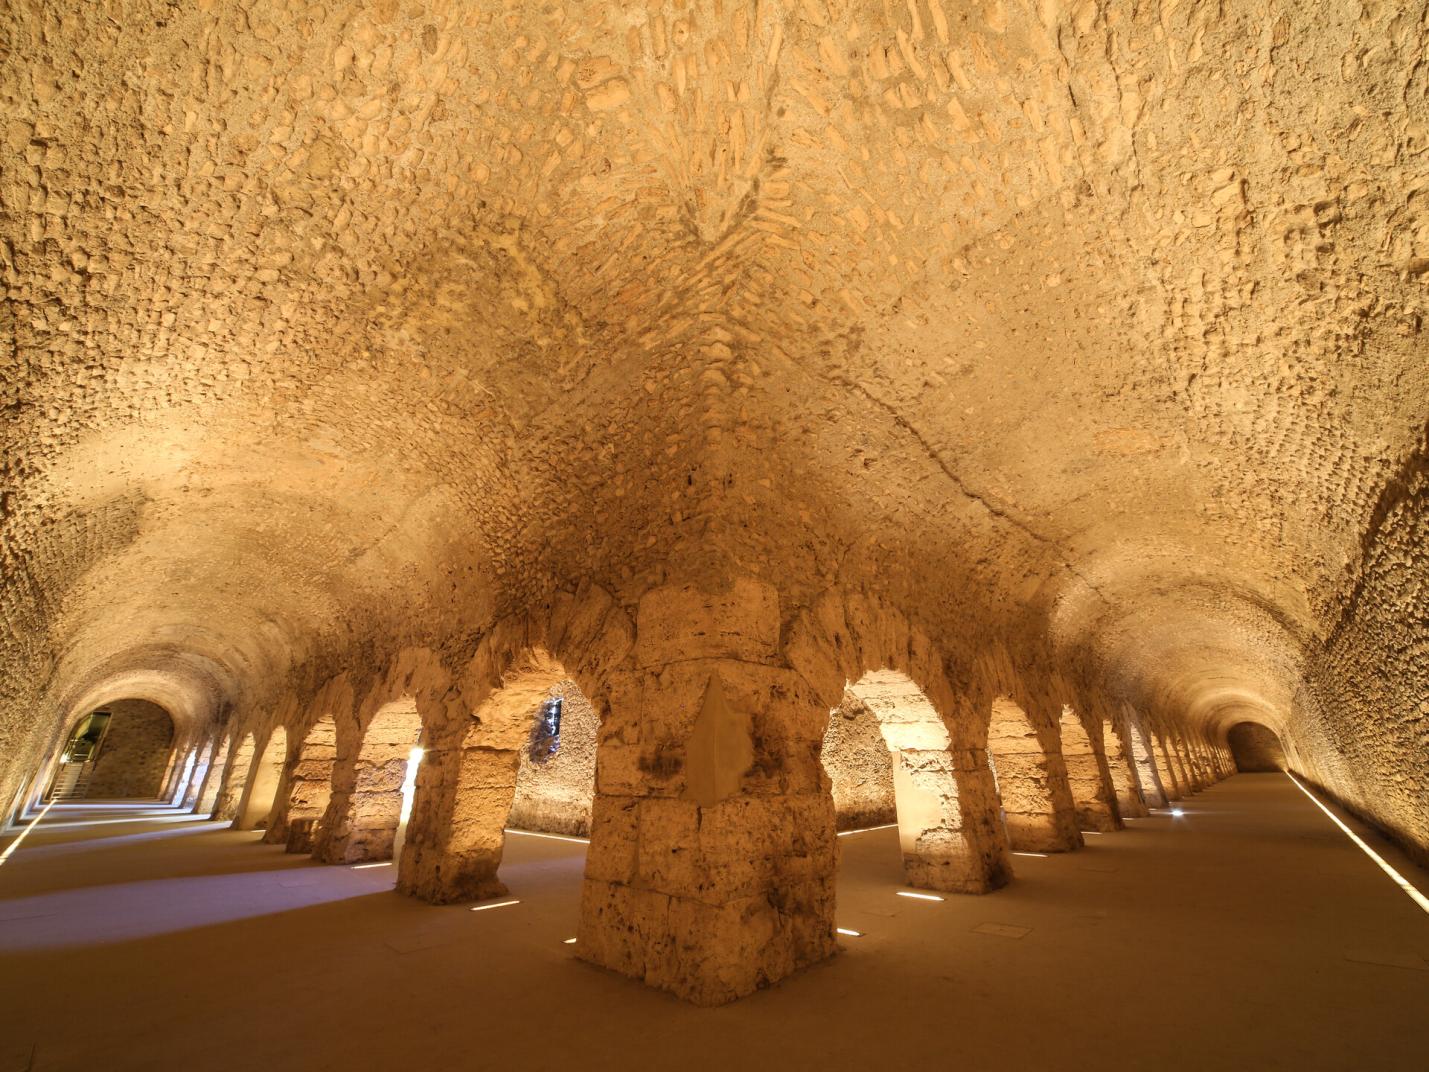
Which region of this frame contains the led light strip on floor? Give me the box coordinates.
[0,799,57,867]
[837,823,897,837]
[503,828,589,845]
[1286,772,1429,915]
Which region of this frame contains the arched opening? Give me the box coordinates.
[47,700,175,801]
[236,727,288,831]
[1100,717,1148,818]
[317,701,423,864]
[1150,730,1183,799]
[1058,705,1120,831]
[167,748,198,804]
[1168,733,1198,792]
[280,716,338,853]
[213,733,257,822]
[822,691,896,832]
[987,697,1081,852]
[195,734,232,815]
[400,655,584,903]
[181,738,216,809]
[1121,713,1168,808]
[1227,721,1287,772]
[820,670,1010,893]
[508,680,598,837]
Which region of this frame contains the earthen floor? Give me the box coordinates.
[2,775,1426,1071]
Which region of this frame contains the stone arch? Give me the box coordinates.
[1152,729,1184,799]
[1057,704,1122,831]
[236,726,288,831]
[278,715,339,853]
[365,588,630,903]
[399,650,574,902]
[822,690,896,830]
[1228,721,1286,771]
[316,701,423,864]
[507,679,599,836]
[181,737,216,809]
[827,670,1012,893]
[166,747,199,804]
[194,733,232,815]
[1168,730,1199,792]
[987,697,1082,852]
[1120,709,1168,808]
[212,732,256,821]
[1099,714,1149,818]
[71,699,175,800]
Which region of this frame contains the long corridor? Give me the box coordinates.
[1,775,1425,1072]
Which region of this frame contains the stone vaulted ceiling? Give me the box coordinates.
[1,1,1426,848]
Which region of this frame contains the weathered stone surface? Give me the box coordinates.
[0,0,1422,1006]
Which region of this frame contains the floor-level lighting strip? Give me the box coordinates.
[837,823,898,837]
[1286,772,1429,915]
[470,900,520,912]
[503,828,589,844]
[896,890,944,902]
[0,799,57,867]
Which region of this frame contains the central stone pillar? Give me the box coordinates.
[577,578,838,1006]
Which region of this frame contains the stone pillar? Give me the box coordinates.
[1122,710,1168,808]
[1101,718,1149,818]
[987,697,1083,853]
[577,579,838,1006]
[399,651,568,902]
[1057,706,1122,832]
[400,728,522,902]
[1152,732,1183,800]
[1168,734,1197,793]
[315,704,421,864]
[212,733,255,822]
[194,734,231,815]
[279,717,339,853]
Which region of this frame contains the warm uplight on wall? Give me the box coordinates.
[470,900,520,912]
[1286,772,1429,916]
[896,891,944,902]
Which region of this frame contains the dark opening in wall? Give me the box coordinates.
[1228,721,1286,772]
[528,698,562,763]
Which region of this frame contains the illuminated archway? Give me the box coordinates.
[823,670,1012,892]
[181,738,216,809]
[48,700,175,801]
[280,716,338,853]
[317,701,423,864]
[236,727,288,831]
[194,734,232,815]
[508,680,598,837]
[213,733,256,822]
[1058,705,1121,831]
[400,661,569,902]
[987,697,1081,853]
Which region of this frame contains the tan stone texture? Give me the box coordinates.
[1,0,1426,1005]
